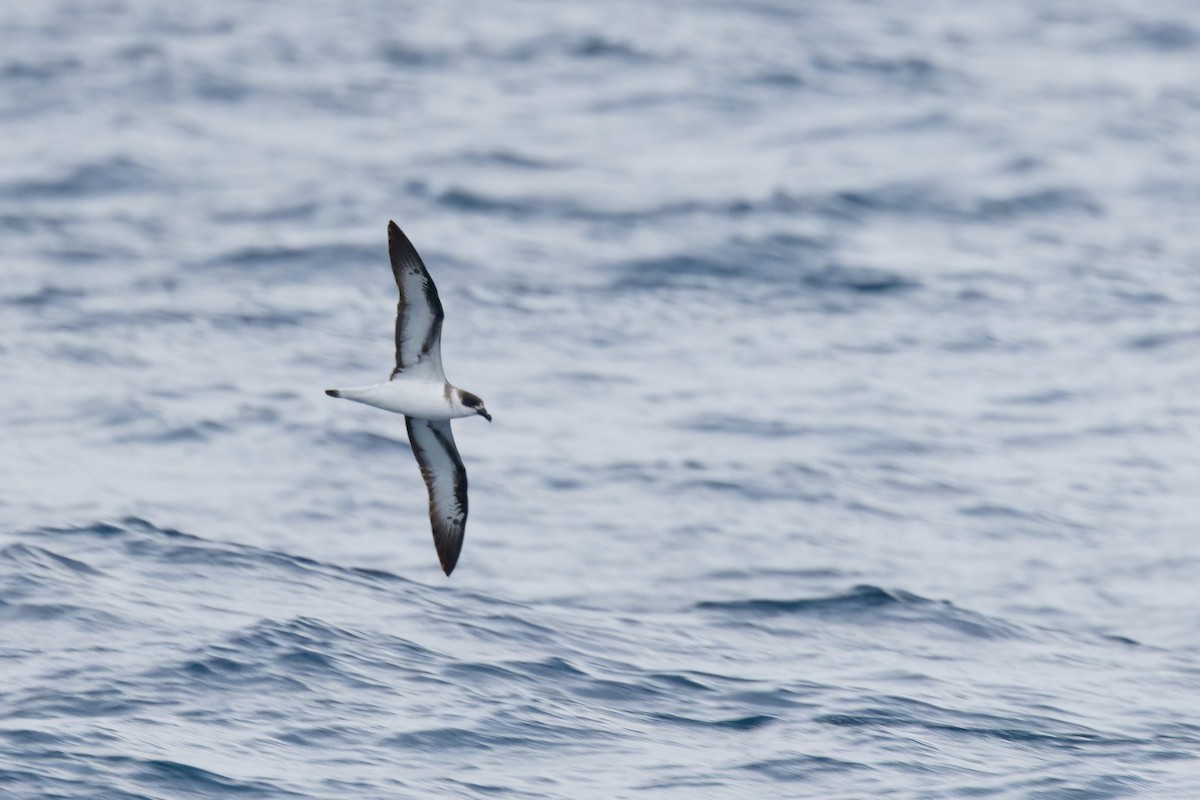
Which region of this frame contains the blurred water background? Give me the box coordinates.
[2,1,1200,797]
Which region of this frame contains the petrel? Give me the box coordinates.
[326,221,491,576]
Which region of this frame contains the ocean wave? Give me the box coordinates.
[1,156,162,199]
[198,242,380,274]
[698,585,1023,641]
[610,234,914,293]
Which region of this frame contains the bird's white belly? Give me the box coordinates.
[340,380,463,420]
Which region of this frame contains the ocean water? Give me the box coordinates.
[2,0,1199,797]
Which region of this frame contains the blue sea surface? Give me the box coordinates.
[2,1,1200,797]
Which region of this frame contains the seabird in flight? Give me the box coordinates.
[326,221,491,575]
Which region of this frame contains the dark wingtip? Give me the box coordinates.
[325,389,340,397]
[434,533,463,576]
[387,221,423,273]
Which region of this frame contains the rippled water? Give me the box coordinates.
[3,1,1200,797]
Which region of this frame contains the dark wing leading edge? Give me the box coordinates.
[405,417,468,576]
[388,221,446,381]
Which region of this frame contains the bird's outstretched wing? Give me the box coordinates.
[388,221,445,381]
[405,416,467,575]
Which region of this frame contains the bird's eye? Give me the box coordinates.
[460,392,482,409]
